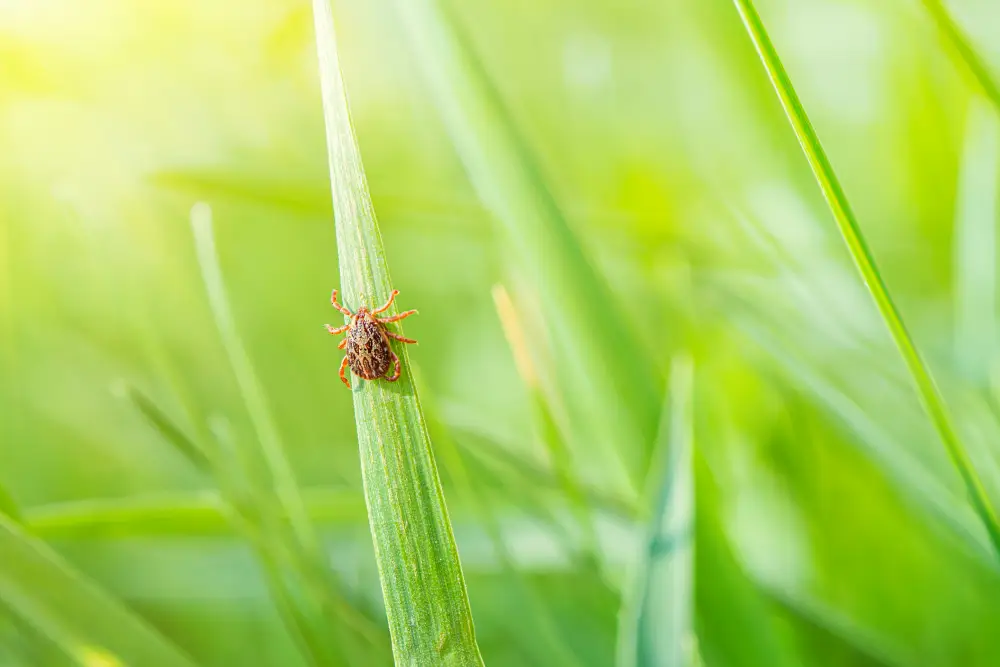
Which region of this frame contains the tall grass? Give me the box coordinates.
[310,0,484,664]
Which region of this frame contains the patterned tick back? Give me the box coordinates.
[346,312,393,380]
[324,289,419,389]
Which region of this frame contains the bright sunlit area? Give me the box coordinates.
[3,0,1000,665]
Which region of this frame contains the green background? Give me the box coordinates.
[3,0,1000,665]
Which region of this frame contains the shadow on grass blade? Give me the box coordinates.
[310,1,484,664]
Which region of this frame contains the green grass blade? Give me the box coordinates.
[190,203,319,556]
[731,0,1000,557]
[396,0,660,494]
[22,488,368,539]
[0,513,197,667]
[953,98,998,382]
[118,383,212,474]
[920,0,1000,115]
[310,1,484,665]
[616,356,694,667]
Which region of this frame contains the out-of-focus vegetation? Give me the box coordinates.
[4,0,1000,665]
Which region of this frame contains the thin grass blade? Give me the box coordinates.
[616,356,694,667]
[190,203,318,555]
[920,0,1000,115]
[118,383,212,473]
[731,0,1000,557]
[310,1,484,664]
[0,513,197,667]
[23,488,366,539]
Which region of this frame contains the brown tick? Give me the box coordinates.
[325,289,418,389]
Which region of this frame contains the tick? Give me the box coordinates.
[325,289,418,389]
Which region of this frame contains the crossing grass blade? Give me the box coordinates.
[730,0,1000,558]
[395,0,661,496]
[310,1,484,664]
[919,0,1000,115]
[616,356,694,667]
[0,512,197,667]
[23,488,367,539]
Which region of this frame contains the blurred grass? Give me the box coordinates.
[4,0,1000,665]
[396,0,661,497]
[731,0,1000,556]
[920,0,1000,114]
[616,357,693,667]
[0,513,196,667]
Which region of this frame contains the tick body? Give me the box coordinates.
[325,289,418,389]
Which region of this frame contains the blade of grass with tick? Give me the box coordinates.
[730,0,1000,557]
[396,0,661,495]
[310,1,484,664]
[919,0,1000,115]
[616,356,694,667]
[0,512,197,667]
[953,97,999,383]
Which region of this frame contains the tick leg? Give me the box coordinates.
[339,356,351,389]
[338,338,347,350]
[330,289,352,317]
[386,331,417,344]
[371,290,399,315]
[325,323,350,335]
[385,350,401,382]
[378,309,417,324]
